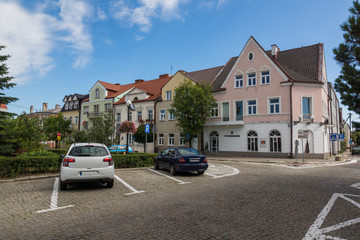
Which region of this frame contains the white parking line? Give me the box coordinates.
[37,178,74,213]
[351,183,360,190]
[205,164,240,179]
[148,168,190,184]
[114,175,145,195]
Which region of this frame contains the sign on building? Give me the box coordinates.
[298,129,309,139]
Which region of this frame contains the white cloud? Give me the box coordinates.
[97,6,107,21]
[111,0,188,33]
[0,0,93,85]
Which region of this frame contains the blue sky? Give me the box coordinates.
[0,0,355,118]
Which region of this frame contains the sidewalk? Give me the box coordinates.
[207,151,354,166]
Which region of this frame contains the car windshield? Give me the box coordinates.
[69,146,108,156]
[178,148,199,155]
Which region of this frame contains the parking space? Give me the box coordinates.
[2,162,239,215]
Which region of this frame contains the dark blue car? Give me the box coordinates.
[154,147,208,175]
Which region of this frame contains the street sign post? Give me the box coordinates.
[338,134,345,141]
[330,133,337,142]
[144,124,150,153]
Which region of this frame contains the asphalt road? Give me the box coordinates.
[1,157,360,240]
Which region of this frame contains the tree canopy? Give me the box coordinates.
[171,79,216,147]
[333,0,360,115]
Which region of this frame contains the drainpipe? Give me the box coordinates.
[290,83,294,158]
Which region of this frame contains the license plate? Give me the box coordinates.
[190,158,200,162]
[80,171,98,176]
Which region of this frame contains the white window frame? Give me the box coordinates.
[234,73,244,89]
[221,101,230,121]
[166,91,172,100]
[74,116,78,125]
[65,102,69,110]
[148,110,153,120]
[116,113,121,122]
[179,136,185,146]
[83,106,89,115]
[95,88,100,99]
[247,99,257,115]
[160,110,166,121]
[301,96,313,121]
[158,134,164,145]
[137,111,142,121]
[234,100,244,121]
[211,102,219,117]
[261,70,270,85]
[168,134,175,146]
[268,97,281,114]
[168,110,175,120]
[247,72,256,87]
[105,103,111,112]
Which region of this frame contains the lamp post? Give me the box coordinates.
[126,100,135,154]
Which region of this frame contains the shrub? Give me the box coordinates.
[112,153,156,168]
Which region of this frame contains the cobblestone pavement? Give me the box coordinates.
[1,157,360,239]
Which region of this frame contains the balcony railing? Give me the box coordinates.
[87,112,103,118]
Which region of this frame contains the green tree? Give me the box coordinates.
[71,130,89,143]
[0,45,19,155]
[333,1,360,115]
[15,114,43,156]
[171,80,216,148]
[43,113,71,149]
[88,110,115,146]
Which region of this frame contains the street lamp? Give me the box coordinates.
[126,100,135,154]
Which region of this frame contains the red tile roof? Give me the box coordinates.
[0,103,8,110]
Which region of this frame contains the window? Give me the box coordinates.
[160,110,166,121]
[269,98,280,114]
[129,134,134,145]
[166,91,172,100]
[137,111,142,121]
[128,112,132,121]
[235,74,243,88]
[83,121,88,130]
[302,97,312,120]
[261,71,270,84]
[69,117,73,124]
[269,130,281,152]
[116,113,121,122]
[211,103,219,117]
[169,110,175,120]
[222,102,229,121]
[74,116,78,125]
[83,106,89,115]
[95,88,100,99]
[69,101,74,110]
[148,110,153,120]
[65,102,69,110]
[248,52,254,61]
[94,105,99,116]
[158,134,164,145]
[235,101,243,121]
[105,103,111,112]
[247,131,258,152]
[248,100,257,115]
[180,137,185,146]
[248,73,256,86]
[74,101,79,109]
[168,134,175,146]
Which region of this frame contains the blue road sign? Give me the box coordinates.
[145,124,150,133]
[338,134,345,140]
[330,133,337,141]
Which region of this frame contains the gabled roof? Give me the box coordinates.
[211,56,238,91]
[266,43,323,84]
[184,66,224,85]
[114,75,171,105]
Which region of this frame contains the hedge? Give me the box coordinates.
[0,153,157,178]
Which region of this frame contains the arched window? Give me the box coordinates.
[210,131,219,153]
[95,88,100,99]
[247,131,258,152]
[269,130,281,152]
[134,97,138,101]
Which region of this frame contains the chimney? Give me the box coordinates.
[30,106,34,113]
[271,44,279,58]
[55,104,60,109]
[135,79,145,83]
[42,103,48,112]
[159,74,169,79]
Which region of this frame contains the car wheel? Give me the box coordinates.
[170,164,177,175]
[106,179,114,188]
[154,160,160,170]
[198,170,205,175]
[59,180,67,190]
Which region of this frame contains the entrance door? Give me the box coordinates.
[210,131,219,153]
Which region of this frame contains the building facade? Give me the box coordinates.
[61,94,88,130]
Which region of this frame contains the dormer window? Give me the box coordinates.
[95,88,100,99]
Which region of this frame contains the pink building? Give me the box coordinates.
[204,36,340,159]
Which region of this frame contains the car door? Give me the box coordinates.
[166,149,176,169]
[157,149,169,169]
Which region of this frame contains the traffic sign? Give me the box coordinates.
[338,134,345,140]
[145,124,150,133]
[330,133,337,141]
[57,132,62,136]
[57,136,61,141]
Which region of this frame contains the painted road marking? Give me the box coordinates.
[251,159,358,169]
[351,183,360,190]
[303,181,360,240]
[114,175,145,195]
[148,168,190,184]
[37,178,74,213]
[205,164,240,179]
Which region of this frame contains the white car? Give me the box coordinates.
[60,143,114,190]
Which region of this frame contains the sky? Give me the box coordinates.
[0,0,356,120]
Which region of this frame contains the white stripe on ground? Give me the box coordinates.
[114,174,145,195]
[148,168,190,184]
